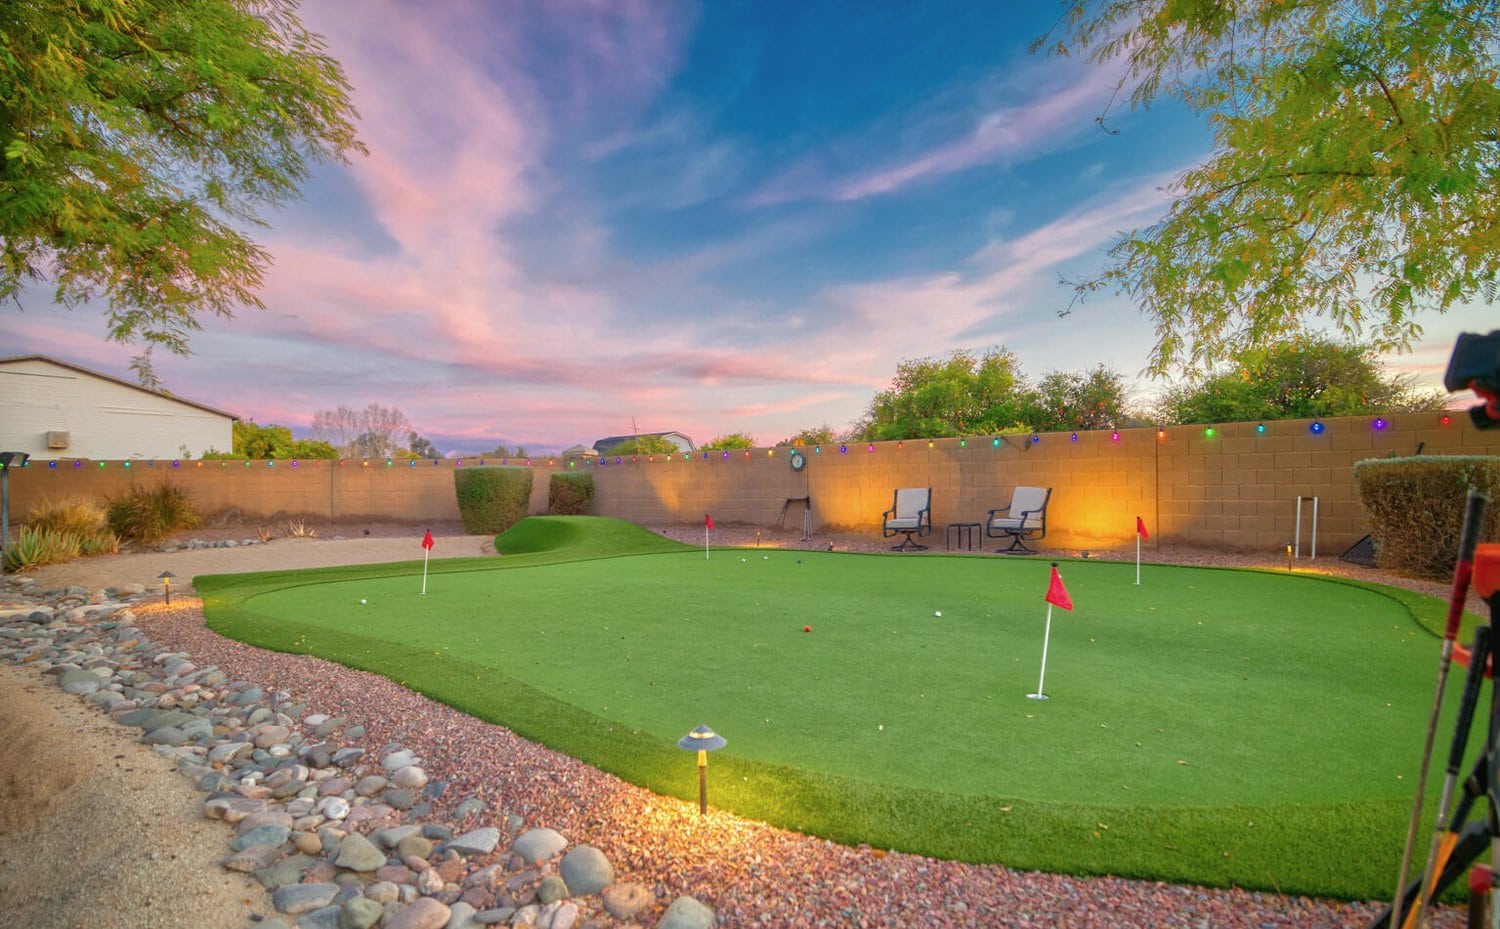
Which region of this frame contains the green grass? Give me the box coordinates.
[197,516,1488,900]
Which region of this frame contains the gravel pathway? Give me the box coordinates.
[6,522,1482,927]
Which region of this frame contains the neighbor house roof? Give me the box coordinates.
[0,354,239,421]
[591,431,695,454]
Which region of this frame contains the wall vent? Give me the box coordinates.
[46,430,70,449]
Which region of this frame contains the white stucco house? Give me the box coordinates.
[0,355,237,460]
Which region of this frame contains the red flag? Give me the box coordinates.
[1136,516,1149,540]
[705,514,715,530]
[1045,564,1073,611]
[421,529,434,551]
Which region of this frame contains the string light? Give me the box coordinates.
[839,444,848,454]
[958,439,966,448]
[1441,414,1452,426]
[1031,434,1040,444]
[1256,423,1266,434]
[1156,430,1166,440]
[1372,417,1388,431]
[1309,422,1325,434]
[1111,431,1120,442]
[1070,433,1078,442]
[1204,427,1215,438]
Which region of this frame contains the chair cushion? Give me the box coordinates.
[887,517,924,530]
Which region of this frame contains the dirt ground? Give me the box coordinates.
[0,525,496,929]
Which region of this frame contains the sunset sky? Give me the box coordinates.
[1,1,1491,455]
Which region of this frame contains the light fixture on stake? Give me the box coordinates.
[677,724,726,815]
[158,571,176,605]
[0,451,28,558]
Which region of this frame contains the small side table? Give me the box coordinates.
[946,522,980,551]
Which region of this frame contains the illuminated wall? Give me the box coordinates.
[6,413,1497,553]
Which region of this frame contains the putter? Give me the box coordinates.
[1390,487,1489,929]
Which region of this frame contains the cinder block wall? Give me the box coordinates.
[7,413,1498,554]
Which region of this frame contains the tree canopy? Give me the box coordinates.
[603,435,681,456]
[1046,0,1499,374]
[700,432,756,450]
[1153,336,1445,424]
[203,419,336,459]
[310,403,412,458]
[1,0,364,353]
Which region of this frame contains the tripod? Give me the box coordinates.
[1372,543,1500,929]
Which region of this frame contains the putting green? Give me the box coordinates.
[199,517,1483,899]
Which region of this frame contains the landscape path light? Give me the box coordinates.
[677,724,726,815]
[158,570,176,605]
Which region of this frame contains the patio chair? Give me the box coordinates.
[986,486,1051,553]
[882,487,933,551]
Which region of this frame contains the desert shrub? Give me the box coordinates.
[3,525,84,572]
[1354,456,1500,579]
[548,472,595,515]
[107,481,202,544]
[454,466,533,534]
[25,496,110,536]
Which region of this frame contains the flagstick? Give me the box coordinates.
[705,523,709,559]
[1135,534,1141,585]
[1028,603,1053,700]
[421,547,430,595]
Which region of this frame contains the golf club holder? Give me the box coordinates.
[1370,545,1500,928]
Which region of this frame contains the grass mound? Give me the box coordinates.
[495,516,688,559]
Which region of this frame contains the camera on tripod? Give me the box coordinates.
[1445,330,1500,429]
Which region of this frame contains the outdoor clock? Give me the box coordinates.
[789,450,806,472]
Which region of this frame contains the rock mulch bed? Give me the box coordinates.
[0,571,1466,928]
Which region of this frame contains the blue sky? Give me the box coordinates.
[1,0,1491,455]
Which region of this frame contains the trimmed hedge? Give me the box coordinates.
[454,466,533,534]
[547,472,595,515]
[1354,455,1500,579]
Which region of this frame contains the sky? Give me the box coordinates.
[1,1,1493,456]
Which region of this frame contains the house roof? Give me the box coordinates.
[0,354,240,421]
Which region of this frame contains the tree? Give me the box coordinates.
[604,435,680,456]
[1,0,364,354]
[405,431,441,459]
[779,424,837,447]
[1021,365,1134,432]
[1153,337,1446,425]
[310,403,412,458]
[203,419,335,459]
[475,443,529,459]
[700,433,756,450]
[859,348,1030,440]
[1046,1,1500,375]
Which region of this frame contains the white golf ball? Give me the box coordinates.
[934,610,942,617]
[360,598,367,605]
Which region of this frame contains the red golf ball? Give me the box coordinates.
[803,625,812,633]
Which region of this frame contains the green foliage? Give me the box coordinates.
[603,435,680,456]
[547,472,595,516]
[6,496,118,569]
[1046,0,1500,374]
[1156,337,1447,424]
[1021,364,1134,432]
[860,348,1031,440]
[2,524,83,572]
[1355,456,1500,579]
[106,481,201,544]
[204,419,339,459]
[474,443,530,459]
[453,466,533,535]
[700,432,756,450]
[0,0,365,354]
[858,349,1138,439]
[406,431,441,459]
[779,424,837,446]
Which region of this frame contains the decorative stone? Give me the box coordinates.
[559,845,612,896]
[510,828,564,865]
[601,882,654,919]
[658,895,716,929]
[334,831,388,872]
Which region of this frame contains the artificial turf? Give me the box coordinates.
[197,516,1490,901]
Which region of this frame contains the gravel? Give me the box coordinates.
[9,521,1477,927]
